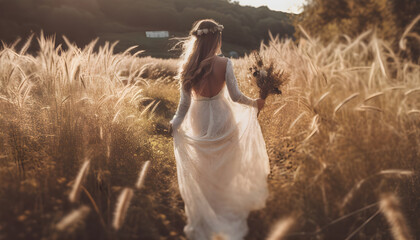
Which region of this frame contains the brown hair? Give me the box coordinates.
[173,19,223,92]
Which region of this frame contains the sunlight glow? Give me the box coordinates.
[235,0,305,14]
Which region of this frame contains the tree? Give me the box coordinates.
[294,0,397,41]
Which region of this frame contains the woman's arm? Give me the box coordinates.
[225,58,258,108]
[170,86,191,133]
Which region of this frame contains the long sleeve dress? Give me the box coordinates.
[170,58,270,240]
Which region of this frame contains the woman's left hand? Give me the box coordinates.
[257,98,265,117]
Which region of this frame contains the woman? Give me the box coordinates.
[169,19,270,240]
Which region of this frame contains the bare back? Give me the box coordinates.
[192,56,228,98]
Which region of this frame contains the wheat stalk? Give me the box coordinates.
[148,100,161,120]
[19,34,34,55]
[99,126,103,140]
[399,15,420,50]
[407,109,420,115]
[106,144,111,160]
[266,216,295,240]
[56,205,91,231]
[404,87,420,96]
[380,193,413,240]
[363,92,384,102]
[135,160,151,189]
[341,169,413,208]
[112,187,134,230]
[355,105,383,113]
[334,93,360,115]
[288,112,307,133]
[314,91,330,107]
[69,159,90,203]
[273,103,287,116]
[378,169,414,176]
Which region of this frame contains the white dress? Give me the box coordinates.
[170,58,270,240]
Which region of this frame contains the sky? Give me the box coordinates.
[235,0,306,14]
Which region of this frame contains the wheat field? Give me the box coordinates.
[0,20,419,239]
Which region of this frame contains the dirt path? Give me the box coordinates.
[245,105,299,239]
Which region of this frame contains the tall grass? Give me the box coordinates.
[0,16,419,239]
[239,18,420,239]
[0,32,182,239]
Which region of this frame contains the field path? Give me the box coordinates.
[245,103,298,239]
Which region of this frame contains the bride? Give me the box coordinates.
[169,19,270,240]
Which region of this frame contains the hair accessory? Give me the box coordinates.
[194,25,224,36]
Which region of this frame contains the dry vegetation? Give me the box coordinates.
[0,18,419,240]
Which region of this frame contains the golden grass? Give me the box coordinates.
[56,205,91,232]
[0,31,179,239]
[239,16,420,239]
[69,159,90,203]
[112,187,134,230]
[266,216,295,240]
[0,16,419,239]
[380,193,414,240]
[135,160,150,189]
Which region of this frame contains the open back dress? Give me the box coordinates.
[170,58,270,240]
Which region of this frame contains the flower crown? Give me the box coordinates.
[192,25,224,36]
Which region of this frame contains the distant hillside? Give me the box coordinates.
[0,0,294,58]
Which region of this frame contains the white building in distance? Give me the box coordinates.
[145,31,169,38]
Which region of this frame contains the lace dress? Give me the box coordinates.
[170,58,270,240]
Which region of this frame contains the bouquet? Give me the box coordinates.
[249,51,290,100]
